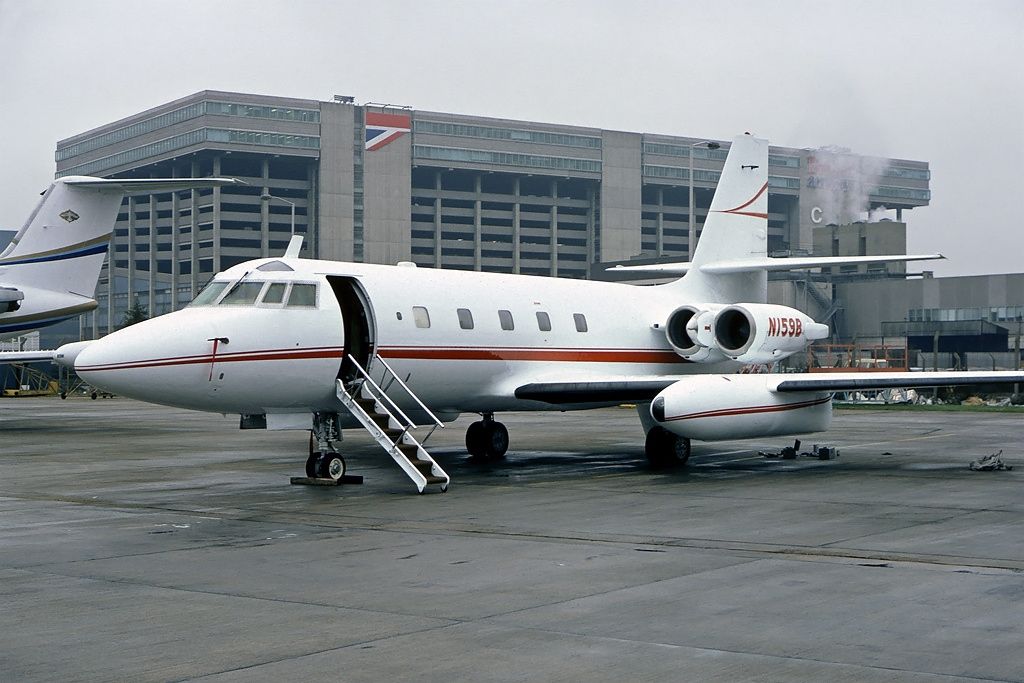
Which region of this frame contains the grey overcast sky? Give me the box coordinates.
[1,0,1021,276]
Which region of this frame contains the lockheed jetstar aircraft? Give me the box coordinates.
[1,175,238,365]
[73,134,1024,492]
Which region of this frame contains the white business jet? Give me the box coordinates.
[0,175,238,365]
[73,134,1024,492]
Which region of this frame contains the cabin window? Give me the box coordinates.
[536,311,551,332]
[457,308,474,330]
[413,306,430,328]
[220,281,265,305]
[498,309,514,331]
[189,280,228,306]
[286,283,317,307]
[261,282,286,304]
[396,312,403,321]
[574,313,588,332]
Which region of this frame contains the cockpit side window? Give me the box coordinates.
[189,281,229,307]
[261,282,287,304]
[286,283,317,307]
[220,281,265,305]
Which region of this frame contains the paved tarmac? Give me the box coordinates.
[2,396,1023,682]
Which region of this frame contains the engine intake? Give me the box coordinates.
[713,303,829,364]
[664,304,727,363]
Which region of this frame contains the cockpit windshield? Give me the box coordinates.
[187,279,318,308]
[189,281,229,307]
[219,281,265,305]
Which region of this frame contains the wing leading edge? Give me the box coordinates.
[516,371,1024,405]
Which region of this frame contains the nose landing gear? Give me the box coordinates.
[466,413,509,460]
[306,412,346,481]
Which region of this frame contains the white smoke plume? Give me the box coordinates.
[806,145,890,224]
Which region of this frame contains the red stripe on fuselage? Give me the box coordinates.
[76,347,345,373]
[665,394,831,422]
[76,344,690,373]
[378,346,689,364]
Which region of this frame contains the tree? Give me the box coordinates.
[119,299,149,329]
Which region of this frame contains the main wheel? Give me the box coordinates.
[485,421,509,459]
[305,452,319,478]
[316,452,346,480]
[466,421,487,457]
[645,427,691,469]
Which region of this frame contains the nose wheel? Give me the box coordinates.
[305,412,347,480]
[466,413,509,460]
[306,451,346,480]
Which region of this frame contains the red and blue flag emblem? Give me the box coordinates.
[365,112,411,151]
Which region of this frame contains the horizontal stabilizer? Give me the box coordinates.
[701,253,944,274]
[608,253,943,276]
[61,177,241,192]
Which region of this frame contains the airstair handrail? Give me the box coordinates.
[374,355,445,428]
[346,356,417,428]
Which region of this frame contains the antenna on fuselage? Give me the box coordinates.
[284,235,304,259]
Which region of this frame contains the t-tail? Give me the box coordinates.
[684,133,770,303]
[0,176,238,338]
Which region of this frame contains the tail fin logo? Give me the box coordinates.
[716,182,769,219]
[59,210,80,223]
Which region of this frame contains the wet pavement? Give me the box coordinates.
[2,397,1023,681]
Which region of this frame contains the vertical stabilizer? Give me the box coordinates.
[671,134,770,303]
[0,179,124,296]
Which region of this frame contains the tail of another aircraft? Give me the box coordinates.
[1,178,126,297]
[678,133,770,303]
[0,176,239,301]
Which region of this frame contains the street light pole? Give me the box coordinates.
[260,193,296,237]
[688,140,720,261]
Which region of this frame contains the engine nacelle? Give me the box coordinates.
[0,286,24,313]
[651,374,832,441]
[664,304,728,363]
[713,303,829,364]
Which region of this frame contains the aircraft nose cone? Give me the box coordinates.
[74,312,215,404]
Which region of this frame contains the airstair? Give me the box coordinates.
[335,356,449,493]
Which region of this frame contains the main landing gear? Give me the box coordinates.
[306,412,346,480]
[645,426,691,469]
[466,413,509,460]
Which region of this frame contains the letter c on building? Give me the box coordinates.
[810,206,823,224]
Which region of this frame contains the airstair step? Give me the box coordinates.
[336,363,448,494]
[409,457,433,472]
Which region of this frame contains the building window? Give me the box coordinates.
[413,306,430,328]
[457,308,474,330]
[573,313,588,332]
[498,309,514,331]
[536,311,551,332]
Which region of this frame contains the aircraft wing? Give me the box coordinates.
[516,370,1024,405]
[0,349,56,364]
[515,378,678,403]
[770,370,1024,392]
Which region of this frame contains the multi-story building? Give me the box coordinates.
[54,90,932,337]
